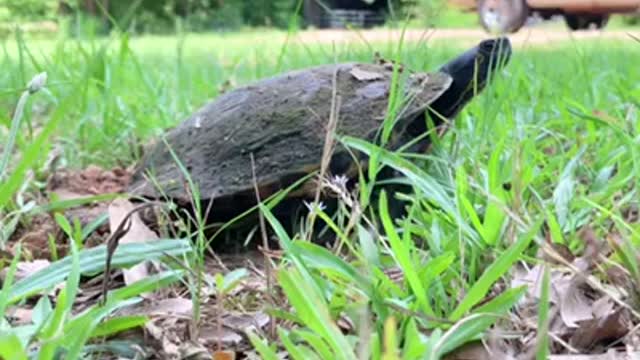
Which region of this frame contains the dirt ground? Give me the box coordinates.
[294,27,639,47]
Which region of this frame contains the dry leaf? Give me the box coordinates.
[224,312,269,333]
[443,340,516,360]
[559,276,594,327]
[350,67,384,81]
[592,296,615,319]
[199,326,243,346]
[146,319,181,359]
[116,297,193,319]
[549,350,640,359]
[0,259,51,283]
[179,341,211,360]
[147,298,193,318]
[569,308,630,350]
[6,307,33,325]
[212,350,236,360]
[108,198,158,291]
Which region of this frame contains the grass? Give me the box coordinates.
[0,24,640,359]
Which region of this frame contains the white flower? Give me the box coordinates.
[27,72,47,94]
[304,200,326,214]
[331,174,349,188]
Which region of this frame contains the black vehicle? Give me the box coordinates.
[303,0,389,28]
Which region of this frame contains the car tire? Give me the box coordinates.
[564,14,610,30]
[478,0,529,34]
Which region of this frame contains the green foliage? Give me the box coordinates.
[0,0,303,35]
[62,0,301,34]
[621,13,640,25]
[0,0,58,21]
[400,0,449,27]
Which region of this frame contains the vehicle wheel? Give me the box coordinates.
[564,14,610,30]
[478,0,529,34]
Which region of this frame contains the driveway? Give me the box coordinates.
[294,27,639,47]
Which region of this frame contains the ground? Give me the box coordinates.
[1,23,640,359]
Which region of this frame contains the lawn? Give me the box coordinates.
[1,27,640,359]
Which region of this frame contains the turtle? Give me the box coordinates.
[128,37,512,242]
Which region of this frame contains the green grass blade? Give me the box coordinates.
[9,240,191,303]
[449,219,541,321]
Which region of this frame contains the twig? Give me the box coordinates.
[100,201,160,305]
[307,63,342,242]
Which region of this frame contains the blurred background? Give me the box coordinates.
[1,0,639,39]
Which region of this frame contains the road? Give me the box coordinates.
[294,27,639,47]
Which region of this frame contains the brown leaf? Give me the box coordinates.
[549,350,640,359]
[350,67,384,81]
[199,326,243,347]
[147,298,193,318]
[108,199,158,290]
[569,308,630,350]
[212,350,236,360]
[116,297,193,320]
[179,341,211,360]
[575,226,609,270]
[224,312,269,333]
[559,276,593,328]
[443,340,516,360]
[145,319,181,359]
[512,264,566,303]
[592,296,615,319]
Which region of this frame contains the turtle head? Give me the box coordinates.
[430,37,512,119]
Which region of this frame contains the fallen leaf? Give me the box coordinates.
[350,67,384,81]
[224,312,269,333]
[0,259,51,282]
[179,341,211,360]
[146,319,181,359]
[559,276,593,327]
[549,350,640,359]
[5,307,33,325]
[569,308,630,350]
[118,297,193,319]
[148,298,193,317]
[108,198,158,292]
[592,296,615,319]
[212,350,236,360]
[199,327,243,347]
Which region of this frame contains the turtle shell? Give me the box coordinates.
[128,62,452,205]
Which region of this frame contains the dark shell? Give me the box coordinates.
[128,62,452,202]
